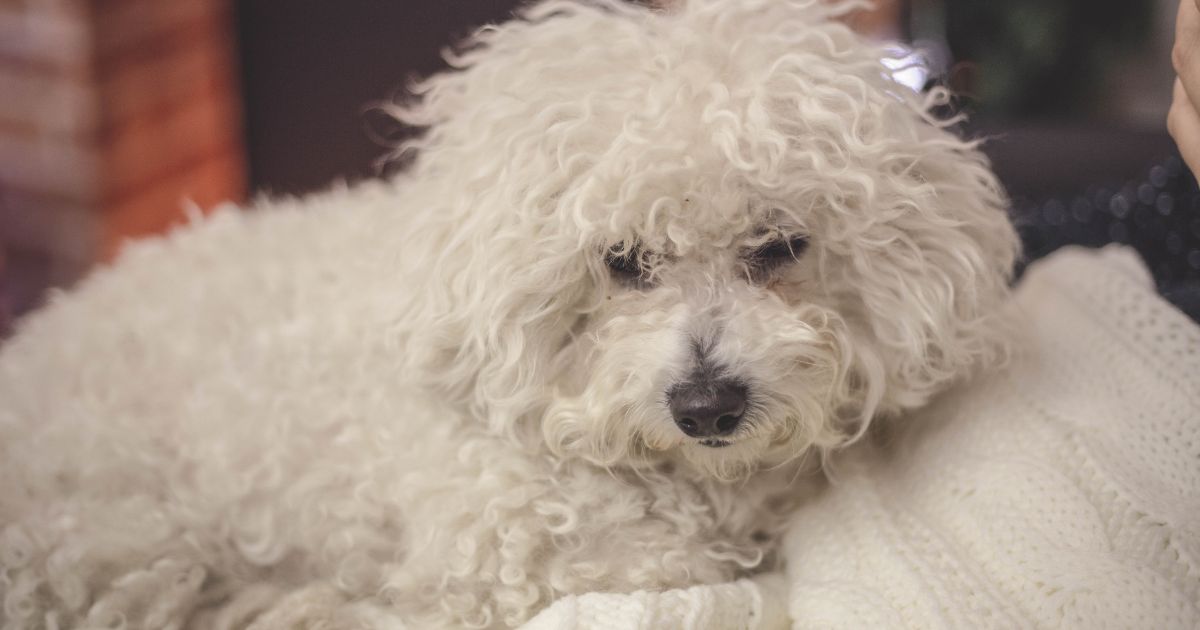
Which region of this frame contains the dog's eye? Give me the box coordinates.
[604,243,645,282]
[745,235,808,276]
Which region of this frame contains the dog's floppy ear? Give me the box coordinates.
[834,97,1020,420]
[393,201,593,436]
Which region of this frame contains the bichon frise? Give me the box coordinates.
[0,0,1018,628]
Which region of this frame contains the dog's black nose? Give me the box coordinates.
[668,379,747,438]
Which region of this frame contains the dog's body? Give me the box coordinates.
[0,188,804,628]
[0,1,1018,628]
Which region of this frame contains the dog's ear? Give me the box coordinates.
[392,194,594,437]
[832,100,1020,421]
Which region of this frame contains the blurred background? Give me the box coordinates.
[1,0,1198,337]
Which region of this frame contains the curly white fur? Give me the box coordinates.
[0,1,1018,628]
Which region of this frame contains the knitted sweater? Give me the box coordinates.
[523,245,1200,629]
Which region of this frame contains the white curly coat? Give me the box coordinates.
[0,0,1018,627]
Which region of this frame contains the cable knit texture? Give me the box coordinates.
[524,245,1200,629]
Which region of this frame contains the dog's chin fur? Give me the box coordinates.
[0,0,1019,628]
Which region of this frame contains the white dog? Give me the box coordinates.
[0,0,1018,628]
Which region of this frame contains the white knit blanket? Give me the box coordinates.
[523,245,1200,630]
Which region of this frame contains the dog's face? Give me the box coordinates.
[393,0,1018,479]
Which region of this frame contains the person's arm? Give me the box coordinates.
[1169,0,1200,174]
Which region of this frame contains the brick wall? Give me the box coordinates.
[0,0,246,318]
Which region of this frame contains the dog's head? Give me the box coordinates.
[390,0,1018,478]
